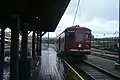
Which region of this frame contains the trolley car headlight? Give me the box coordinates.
[78,44,82,48]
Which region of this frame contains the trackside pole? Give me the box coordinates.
[0,28,5,80]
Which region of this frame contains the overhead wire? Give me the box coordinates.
[72,0,81,26]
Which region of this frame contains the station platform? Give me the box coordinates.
[87,55,120,77]
[30,47,81,80]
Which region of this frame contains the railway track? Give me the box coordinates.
[91,51,119,62]
[54,46,120,80]
[74,60,120,80]
[91,48,118,55]
[62,56,120,80]
[59,58,84,80]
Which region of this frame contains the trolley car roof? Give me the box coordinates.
[0,0,70,32]
[57,25,91,37]
[66,26,91,31]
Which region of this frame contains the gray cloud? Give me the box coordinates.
[43,0,119,38]
[65,0,119,21]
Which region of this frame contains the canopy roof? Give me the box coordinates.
[0,0,70,32]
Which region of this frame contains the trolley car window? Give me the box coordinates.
[84,34,89,40]
[67,32,75,38]
[75,33,90,42]
[76,33,83,42]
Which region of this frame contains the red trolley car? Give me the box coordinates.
[56,25,91,59]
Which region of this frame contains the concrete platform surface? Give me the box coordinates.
[31,48,81,80]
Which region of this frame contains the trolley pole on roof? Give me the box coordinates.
[72,0,80,26]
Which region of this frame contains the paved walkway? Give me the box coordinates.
[31,48,79,80]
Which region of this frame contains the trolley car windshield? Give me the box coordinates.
[67,31,90,42]
[67,31,75,38]
[75,33,89,42]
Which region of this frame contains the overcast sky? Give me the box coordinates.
[3,0,119,38]
[43,0,119,38]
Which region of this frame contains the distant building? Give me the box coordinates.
[0,31,33,43]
